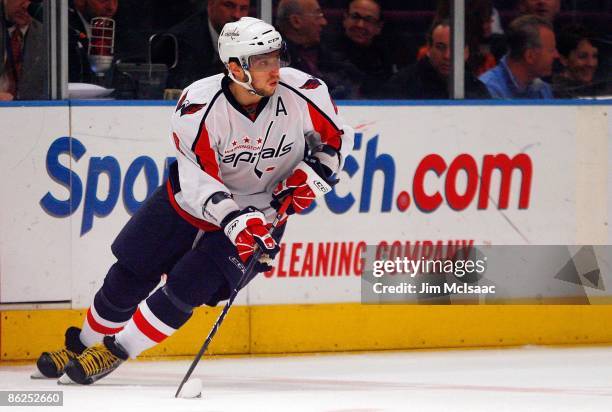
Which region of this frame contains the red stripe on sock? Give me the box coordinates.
[86,308,124,335]
[132,308,168,343]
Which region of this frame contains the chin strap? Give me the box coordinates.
[227,69,267,97]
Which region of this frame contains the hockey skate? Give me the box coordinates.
[63,335,128,385]
[34,326,87,379]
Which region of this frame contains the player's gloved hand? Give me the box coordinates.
[271,152,339,215]
[222,207,279,270]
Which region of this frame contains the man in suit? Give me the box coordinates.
[165,0,250,89]
[0,0,47,100]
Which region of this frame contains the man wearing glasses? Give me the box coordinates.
[327,0,393,98]
[276,0,359,98]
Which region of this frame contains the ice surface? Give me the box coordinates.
[2,346,612,411]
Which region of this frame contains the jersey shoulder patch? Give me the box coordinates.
[279,67,327,91]
[175,93,207,117]
[299,78,323,90]
[176,74,224,116]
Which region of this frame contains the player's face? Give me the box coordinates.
[5,0,32,27]
[519,0,560,22]
[208,0,250,33]
[563,39,598,84]
[343,0,382,47]
[248,51,281,96]
[530,27,559,78]
[86,0,118,18]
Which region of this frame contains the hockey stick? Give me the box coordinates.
[175,197,291,398]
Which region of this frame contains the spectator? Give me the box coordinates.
[479,15,558,99]
[419,0,498,76]
[381,19,490,99]
[466,0,498,76]
[517,0,560,23]
[0,0,47,100]
[553,25,605,98]
[474,1,561,68]
[276,0,360,98]
[165,0,250,89]
[326,0,394,98]
[68,0,119,83]
[276,0,327,75]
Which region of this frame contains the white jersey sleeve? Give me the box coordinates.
[169,75,240,229]
[278,68,354,171]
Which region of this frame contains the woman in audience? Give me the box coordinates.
[553,25,605,98]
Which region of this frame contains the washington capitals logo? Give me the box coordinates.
[222,28,240,40]
[299,78,322,90]
[175,92,207,117]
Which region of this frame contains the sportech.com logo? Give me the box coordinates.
[310,132,533,215]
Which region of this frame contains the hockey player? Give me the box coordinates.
[34,16,353,384]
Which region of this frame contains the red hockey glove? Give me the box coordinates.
[272,154,338,215]
[222,207,279,268]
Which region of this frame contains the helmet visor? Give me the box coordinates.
[247,43,290,72]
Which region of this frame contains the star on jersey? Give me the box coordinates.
[222,134,294,173]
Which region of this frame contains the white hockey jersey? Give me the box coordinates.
[167,67,354,231]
